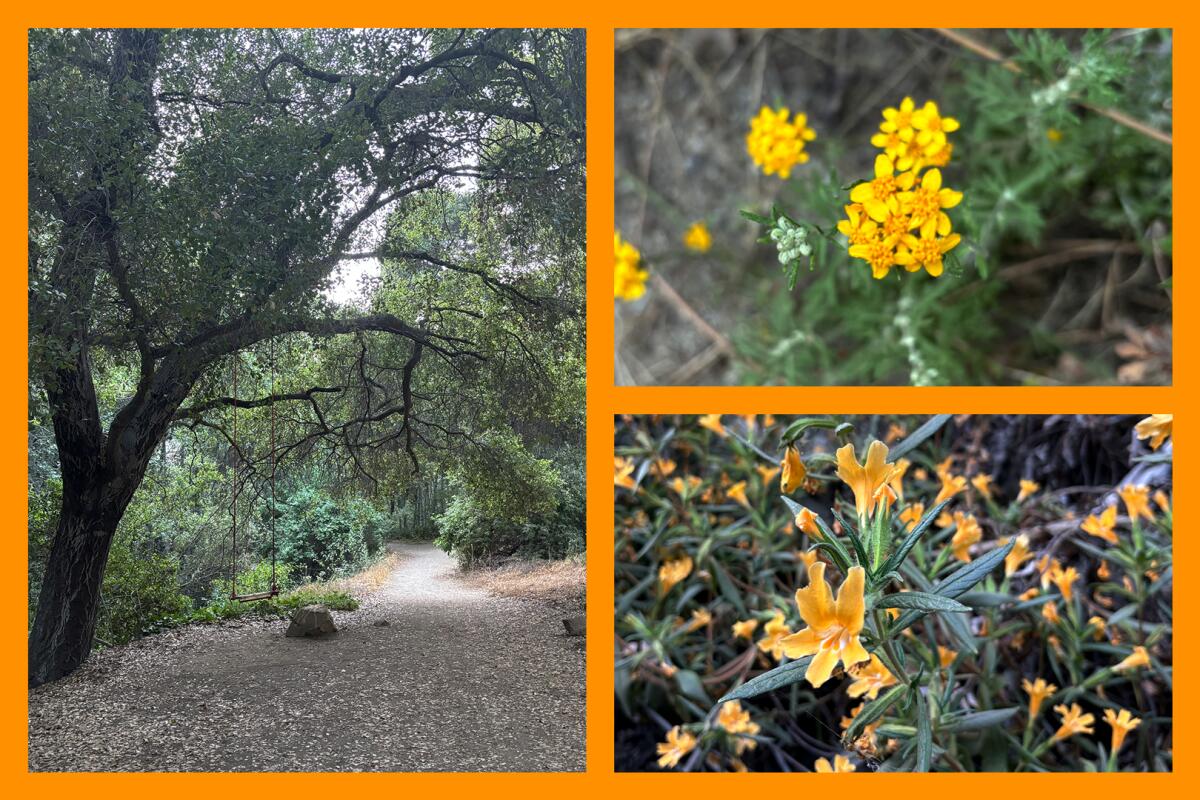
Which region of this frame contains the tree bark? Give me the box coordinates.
[28,494,121,687]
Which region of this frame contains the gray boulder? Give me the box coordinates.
[562,615,585,636]
[285,605,337,638]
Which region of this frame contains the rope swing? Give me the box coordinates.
[228,337,280,603]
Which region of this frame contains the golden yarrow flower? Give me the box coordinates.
[850,154,915,224]
[614,232,648,301]
[895,226,961,278]
[898,167,963,238]
[656,725,697,768]
[911,101,960,155]
[683,221,712,253]
[746,106,816,179]
[780,562,869,687]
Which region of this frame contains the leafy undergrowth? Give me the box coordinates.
[136,552,407,637]
[615,414,1172,772]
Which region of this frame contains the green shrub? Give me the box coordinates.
[210,559,296,599]
[273,486,384,580]
[435,455,585,567]
[95,529,193,646]
[188,587,359,624]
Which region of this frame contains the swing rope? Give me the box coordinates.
[229,341,280,603]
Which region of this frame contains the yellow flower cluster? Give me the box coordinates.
[614,232,648,301]
[746,106,816,180]
[840,99,963,279]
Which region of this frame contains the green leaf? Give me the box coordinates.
[915,691,932,772]
[877,591,970,613]
[939,707,1019,733]
[615,573,655,618]
[675,669,711,705]
[879,498,952,577]
[712,561,747,616]
[739,209,773,225]
[892,539,1014,632]
[781,496,855,572]
[888,414,952,461]
[957,591,1013,608]
[845,683,907,742]
[716,657,813,704]
[780,417,839,444]
[931,538,1015,599]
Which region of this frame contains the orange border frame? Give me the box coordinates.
[2,7,1188,794]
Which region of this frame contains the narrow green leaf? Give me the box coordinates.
[712,561,747,616]
[879,499,952,577]
[932,538,1015,599]
[892,539,1014,632]
[716,657,813,704]
[780,417,839,444]
[939,707,1019,733]
[845,683,908,742]
[782,496,855,572]
[915,692,932,772]
[615,573,656,618]
[888,414,953,461]
[877,591,970,613]
[675,669,711,705]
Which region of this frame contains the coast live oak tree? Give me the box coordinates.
[28,28,584,686]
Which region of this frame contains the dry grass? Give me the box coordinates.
[461,556,586,612]
[305,550,405,598]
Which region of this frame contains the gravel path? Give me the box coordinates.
[28,543,585,772]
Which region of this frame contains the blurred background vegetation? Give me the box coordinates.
[614,29,1171,385]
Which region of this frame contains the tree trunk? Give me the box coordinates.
[28,486,123,687]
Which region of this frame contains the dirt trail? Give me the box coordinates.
[28,543,585,772]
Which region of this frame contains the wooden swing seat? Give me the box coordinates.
[229,588,280,603]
